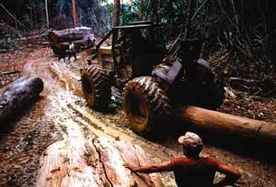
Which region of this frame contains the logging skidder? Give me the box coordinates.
[80,21,276,143]
[80,21,224,136]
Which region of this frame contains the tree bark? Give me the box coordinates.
[113,0,120,27]
[36,120,163,187]
[177,105,276,142]
[0,76,44,123]
[45,0,49,28]
[71,0,78,27]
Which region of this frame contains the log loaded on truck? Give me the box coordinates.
[80,21,276,142]
[48,26,95,55]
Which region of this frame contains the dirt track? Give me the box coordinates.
[0,46,275,187]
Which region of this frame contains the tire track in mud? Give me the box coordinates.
[43,91,177,186]
[21,48,175,159]
[53,95,178,186]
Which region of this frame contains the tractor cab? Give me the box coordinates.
[88,21,165,86]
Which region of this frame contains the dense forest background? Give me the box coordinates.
[1,0,275,58]
[0,0,275,96]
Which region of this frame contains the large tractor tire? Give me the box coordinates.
[81,65,111,110]
[123,76,172,137]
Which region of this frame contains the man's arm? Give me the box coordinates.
[213,159,241,187]
[123,160,173,174]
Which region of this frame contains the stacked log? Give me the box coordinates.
[0,76,44,123]
[36,120,162,187]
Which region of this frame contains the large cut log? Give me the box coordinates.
[0,76,44,123]
[48,27,95,55]
[177,105,276,142]
[48,27,94,44]
[36,120,162,187]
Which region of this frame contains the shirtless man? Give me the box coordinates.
[124,131,241,187]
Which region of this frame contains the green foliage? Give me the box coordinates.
[1,0,274,64]
[144,0,275,61]
[102,0,141,26]
[120,2,140,25]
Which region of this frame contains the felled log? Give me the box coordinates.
[177,105,276,142]
[36,120,162,187]
[48,27,95,55]
[48,27,94,44]
[0,76,44,123]
[48,31,82,44]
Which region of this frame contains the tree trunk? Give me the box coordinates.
[36,120,163,187]
[113,0,120,27]
[45,0,49,28]
[71,0,78,27]
[0,76,44,123]
[177,105,276,142]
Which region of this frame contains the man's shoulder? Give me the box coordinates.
[171,156,218,164]
[170,156,190,164]
[204,157,220,166]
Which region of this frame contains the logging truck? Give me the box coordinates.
[80,21,276,142]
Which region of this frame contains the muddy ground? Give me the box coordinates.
[0,46,275,187]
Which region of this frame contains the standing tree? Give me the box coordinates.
[45,0,49,28]
[113,0,120,27]
[71,0,78,27]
